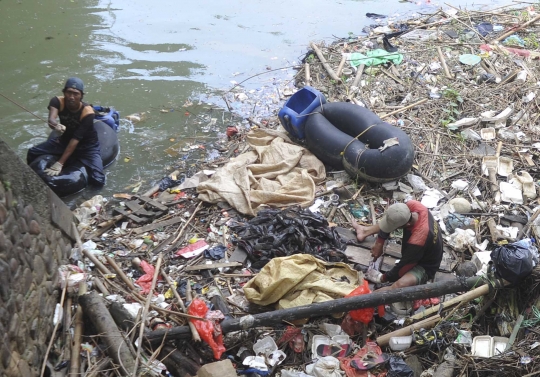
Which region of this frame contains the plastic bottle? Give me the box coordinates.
[389,335,413,351]
[516,70,528,83]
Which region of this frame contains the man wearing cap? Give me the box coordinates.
[352,200,443,289]
[27,77,105,186]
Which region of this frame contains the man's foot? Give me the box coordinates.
[351,220,369,242]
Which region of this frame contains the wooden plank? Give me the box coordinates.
[185,262,243,271]
[113,207,146,223]
[135,195,168,211]
[49,190,76,241]
[345,245,396,271]
[335,227,402,257]
[132,217,185,235]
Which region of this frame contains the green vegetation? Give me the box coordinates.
[441,88,463,130]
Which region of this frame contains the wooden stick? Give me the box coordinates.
[69,282,86,377]
[171,201,203,245]
[142,169,180,197]
[105,255,137,291]
[305,63,311,85]
[336,54,347,77]
[351,65,365,89]
[380,98,428,119]
[494,14,540,42]
[437,47,453,79]
[310,42,341,83]
[133,253,163,376]
[92,276,110,296]
[161,268,201,342]
[377,315,441,346]
[40,273,71,377]
[507,314,524,347]
[73,223,112,275]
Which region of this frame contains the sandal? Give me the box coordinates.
[350,352,389,370]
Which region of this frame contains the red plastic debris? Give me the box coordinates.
[134,260,159,294]
[226,126,238,137]
[175,239,209,258]
[346,281,374,324]
[188,299,226,360]
[278,326,304,353]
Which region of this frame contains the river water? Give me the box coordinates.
[0,0,513,203]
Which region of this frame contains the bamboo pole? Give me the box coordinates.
[437,47,453,79]
[132,253,163,376]
[310,42,341,82]
[380,98,428,119]
[105,255,137,291]
[336,54,347,77]
[377,315,441,346]
[171,201,203,244]
[305,63,311,85]
[494,14,540,42]
[161,268,201,342]
[409,283,490,321]
[351,64,365,88]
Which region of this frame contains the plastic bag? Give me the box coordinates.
[491,242,534,284]
[387,356,414,377]
[188,299,226,359]
[346,281,374,324]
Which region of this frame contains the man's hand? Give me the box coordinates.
[55,124,66,133]
[44,161,63,176]
[365,268,383,283]
[371,241,384,259]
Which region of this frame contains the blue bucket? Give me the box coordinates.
[278,86,326,139]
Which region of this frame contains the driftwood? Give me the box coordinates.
[79,291,136,375]
[142,169,180,197]
[310,42,341,82]
[69,283,86,377]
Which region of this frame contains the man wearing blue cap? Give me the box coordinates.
[27,77,105,186]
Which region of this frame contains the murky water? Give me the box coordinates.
[0,0,513,203]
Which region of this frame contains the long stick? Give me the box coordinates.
[380,98,428,119]
[437,47,453,79]
[494,13,540,42]
[73,223,112,275]
[336,54,347,77]
[133,253,163,376]
[40,272,70,377]
[171,201,203,245]
[0,92,58,128]
[351,64,365,88]
[69,282,86,377]
[377,315,441,346]
[305,63,311,85]
[161,268,201,341]
[310,42,341,82]
[105,255,137,291]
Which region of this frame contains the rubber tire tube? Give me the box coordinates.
[29,154,88,197]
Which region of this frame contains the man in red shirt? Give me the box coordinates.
[352,201,443,289]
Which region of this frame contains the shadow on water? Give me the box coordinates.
[0,0,515,206]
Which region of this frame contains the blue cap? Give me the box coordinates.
[64,77,84,93]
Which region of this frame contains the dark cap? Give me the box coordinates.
[64,77,84,94]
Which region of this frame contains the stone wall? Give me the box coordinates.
[0,139,76,377]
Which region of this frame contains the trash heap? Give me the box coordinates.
[43,4,540,377]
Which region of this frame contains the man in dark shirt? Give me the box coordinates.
[27,77,105,186]
[352,200,443,290]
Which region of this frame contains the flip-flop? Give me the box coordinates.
[350,352,390,370]
[316,344,351,358]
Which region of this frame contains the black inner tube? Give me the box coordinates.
[305,102,415,182]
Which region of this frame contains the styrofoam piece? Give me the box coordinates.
[253,336,278,357]
[472,335,493,357]
[389,336,413,351]
[516,171,537,200]
[497,157,514,176]
[471,250,492,275]
[493,336,509,355]
[320,324,344,337]
[500,181,523,204]
[480,127,496,140]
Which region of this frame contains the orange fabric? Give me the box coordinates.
[405,200,429,246]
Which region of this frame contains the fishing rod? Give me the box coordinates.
[0,92,63,131]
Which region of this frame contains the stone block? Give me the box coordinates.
[9,258,18,274]
[5,189,12,210]
[33,255,45,284]
[23,205,34,224]
[0,203,6,224]
[0,230,6,252]
[197,359,238,377]
[29,318,38,340]
[17,358,31,377]
[0,259,11,301]
[18,218,28,234]
[22,268,33,294]
[15,294,23,313]
[4,213,15,235]
[0,342,10,369]
[42,245,53,275]
[15,321,27,354]
[8,314,19,337]
[22,233,32,249]
[28,220,40,236]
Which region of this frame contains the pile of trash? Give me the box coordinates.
[43,4,540,377]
